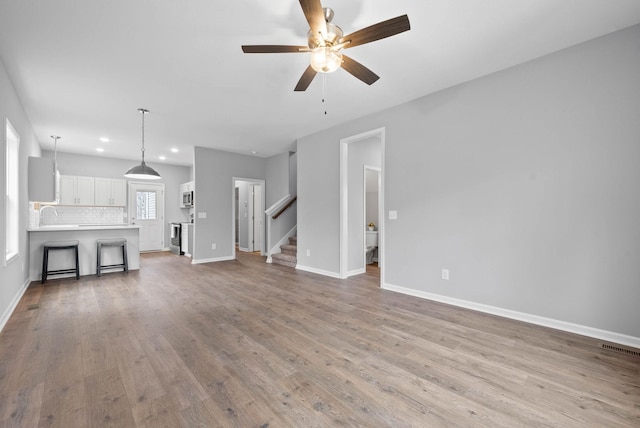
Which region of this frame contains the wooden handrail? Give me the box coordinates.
[272,196,297,220]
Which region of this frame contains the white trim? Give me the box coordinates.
[238,247,249,252]
[339,127,385,282]
[265,194,291,216]
[383,282,640,349]
[0,277,30,333]
[232,178,266,259]
[191,255,235,264]
[296,264,345,279]
[348,268,366,277]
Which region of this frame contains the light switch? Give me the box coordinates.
[198,212,207,219]
[389,210,398,220]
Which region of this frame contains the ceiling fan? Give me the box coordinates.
[241,0,410,91]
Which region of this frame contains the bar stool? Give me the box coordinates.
[41,240,80,284]
[96,238,128,277]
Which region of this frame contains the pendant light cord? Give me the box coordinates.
[139,108,148,164]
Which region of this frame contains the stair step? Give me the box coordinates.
[272,252,296,268]
[288,236,297,245]
[280,244,297,256]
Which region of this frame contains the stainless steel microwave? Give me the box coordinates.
[182,191,193,207]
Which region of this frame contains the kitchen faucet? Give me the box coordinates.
[39,205,58,226]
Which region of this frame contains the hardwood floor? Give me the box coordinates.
[1,251,638,427]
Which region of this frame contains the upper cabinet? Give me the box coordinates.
[59,175,95,205]
[95,178,127,206]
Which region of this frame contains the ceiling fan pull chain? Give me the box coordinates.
[322,74,328,115]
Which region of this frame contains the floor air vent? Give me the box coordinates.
[600,343,640,358]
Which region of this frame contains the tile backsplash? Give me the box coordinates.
[33,204,125,228]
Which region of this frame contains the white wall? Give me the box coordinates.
[297,25,640,342]
[43,151,191,246]
[0,57,43,330]
[192,147,265,262]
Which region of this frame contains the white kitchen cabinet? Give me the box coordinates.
[59,175,94,205]
[95,178,127,206]
[179,180,194,208]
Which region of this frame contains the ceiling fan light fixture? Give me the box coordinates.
[125,108,161,180]
[310,46,342,73]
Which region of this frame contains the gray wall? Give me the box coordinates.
[193,147,265,261]
[297,25,640,339]
[42,150,191,246]
[265,152,290,207]
[0,58,43,328]
[348,138,381,273]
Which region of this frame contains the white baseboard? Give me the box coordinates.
[296,264,345,279]
[191,255,235,264]
[0,277,31,333]
[238,247,249,252]
[348,268,366,277]
[383,282,640,349]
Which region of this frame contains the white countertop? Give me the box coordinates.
[28,224,141,232]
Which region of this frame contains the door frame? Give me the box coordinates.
[339,127,385,284]
[232,177,265,258]
[128,181,165,252]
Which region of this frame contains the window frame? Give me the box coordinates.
[5,118,20,265]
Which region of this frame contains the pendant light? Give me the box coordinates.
[124,108,161,180]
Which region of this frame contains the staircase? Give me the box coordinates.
[271,236,297,268]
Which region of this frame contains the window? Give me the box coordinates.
[5,119,20,263]
[136,190,157,220]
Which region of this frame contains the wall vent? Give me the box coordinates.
[600,343,640,358]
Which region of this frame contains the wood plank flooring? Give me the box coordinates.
[1,251,638,427]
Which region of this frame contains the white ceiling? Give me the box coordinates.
[1,1,639,167]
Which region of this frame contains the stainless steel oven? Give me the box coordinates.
[170,222,183,255]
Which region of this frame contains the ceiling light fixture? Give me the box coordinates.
[124,108,161,180]
[99,137,110,142]
[96,148,105,152]
[159,155,166,160]
[170,148,179,153]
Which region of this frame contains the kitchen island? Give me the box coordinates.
[28,224,141,281]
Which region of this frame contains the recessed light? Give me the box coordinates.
[251,151,258,155]
[159,155,166,160]
[170,148,179,153]
[96,148,105,152]
[99,137,109,143]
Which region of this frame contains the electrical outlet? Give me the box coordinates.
[306,249,310,257]
[442,269,450,280]
[211,243,216,250]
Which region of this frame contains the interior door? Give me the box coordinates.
[252,184,263,252]
[128,182,164,251]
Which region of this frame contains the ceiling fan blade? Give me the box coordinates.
[341,55,380,86]
[294,65,317,91]
[341,14,410,49]
[299,0,327,42]
[242,45,309,53]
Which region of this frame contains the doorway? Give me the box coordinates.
[128,182,165,251]
[232,178,265,257]
[340,127,385,283]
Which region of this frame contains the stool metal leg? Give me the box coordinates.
[123,243,128,272]
[75,244,80,279]
[96,243,102,277]
[41,247,49,284]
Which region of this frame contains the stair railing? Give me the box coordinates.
[265,194,297,263]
